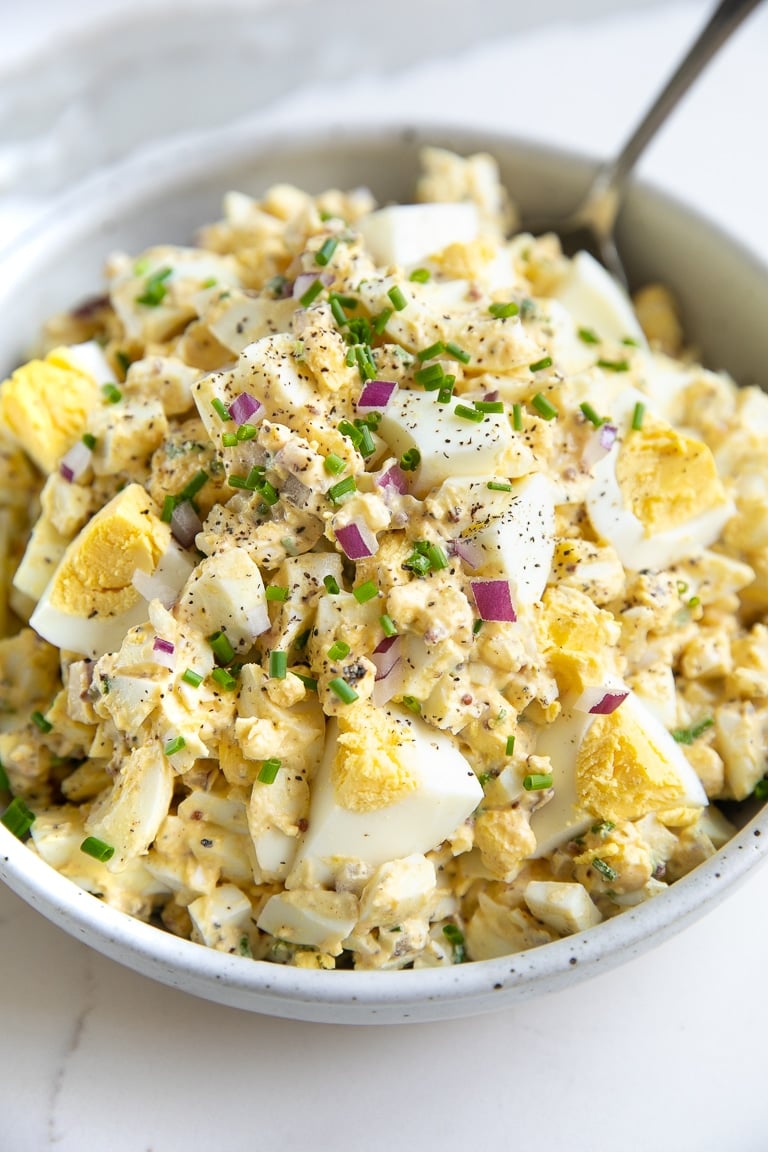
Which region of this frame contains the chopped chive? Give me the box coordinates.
[181,669,204,687]
[323,574,341,595]
[417,340,446,362]
[512,402,523,431]
[178,469,209,503]
[161,494,177,521]
[0,763,8,792]
[236,422,257,442]
[211,397,232,421]
[338,418,363,447]
[200,276,218,289]
[101,383,122,404]
[345,346,356,367]
[299,278,325,307]
[324,453,347,476]
[489,301,519,319]
[294,628,311,650]
[487,481,512,492]
[672,717,713,745]
[454,404,484,423]
[474,400,504,413]
[578,327,600,345]
[426,543,448,570]
[414,363,445,387]
[136,265,172,307]
[598,357,630,373]
[592,857,618,882]
[387,285,408,311]
[207,630,235,665]
[409,267,431,283]
[399,447,421,472]
[328,476,356,504]
[1,797,35,838]
[579,401,606,427]
[269,650,288,680]
[115,350,132,375]
[293,673,318,691]
[329,677,359,704]
[257,479,279,505]
[31,710,52,734]
[211,667,238,691]
[631,401,646,430]
[591,820,615,836]
[353,580,378,603]
[315,236,339,266]
[358,423,376,458]
[221,431,238,447]
[372,307,393,334]
[380,614,398,637]
[329,295,348,326]
[327,640,351,661]
[82,432,97,451]
[622,336,640,347]
[754,779,768,800]
[404,550,431,576]
[335,293,358,310]
[532,393,558,420]
[529,356,553,373]
[523,771,552,790]
[436,386,452,404]
[472,618,484,635]
[164,736,186,756]
[505,735,515,755]
[80,836,115,862]
[227,475,249,490]
[445,341,471,364]
[258,757,282,784]
[442,922,465,946]
[265,585,289,602]
[402,695,421,713]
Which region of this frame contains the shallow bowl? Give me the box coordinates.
[1,123,766,1024]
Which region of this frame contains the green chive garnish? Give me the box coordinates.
[532,393,558,420]
[258,757,282,784]
[353,581,378,603]
[380,614,397,637]
[402,695,421,713]
[414,363,445,388]
[489,301,519,319]
[426,543,448,570]
[387,285,408,311]
[591,820,615,836]
[372,307,393,334]
[115,350,132,375]
[409,267,431,283]
[1,797,35,838]
[293,673,318,691]
[631,401,646,430]
[207,630,235,665]
[269,650,288,679]
[31,710,52,734]
[181,669,204,688]
[299,278,325,307]
[101,383,122,404]
[417,340,446,362]
[672,717,713,745]
[221,432,238,447]
[454,404,484,423]
[315,237,338,266]
[579,402,606,427]
[323,574,340,595]
[475,400,504,414]
[136,266,172,307]
[578,327,600,344]
[523,772,552,790]
[324,453,347,475]
[211,397,232,421]
[754,779,768,800]
[80,836,115,862]
[445,341,470,364]
[487,481,512,492]
[598,357,630,372]
[592,857,618,882]
[330,296,348,326]
[236,422,257,442]
[529,356,553,373]
[0,763,9,792]
[178,469,209,503]
[164,736,186,756]
[327,640,351,661]
[211,667,238,691]
[82,432,97,451]
[505,735,515,756]
[399,447,421,472]
[512,402,523,431]
[329,677,359,704]
[472,619,483,635]
[328,476,356,504]
[161,494,176,521]
[265,585,289,602]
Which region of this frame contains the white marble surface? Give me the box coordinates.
[2,1,768,1148]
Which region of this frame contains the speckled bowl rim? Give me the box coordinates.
[1,120,767,1023]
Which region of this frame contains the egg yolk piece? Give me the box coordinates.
[331,701,419,812]
[616,420,728,537]
[0,352,101,473]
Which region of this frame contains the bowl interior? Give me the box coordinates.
[1,122,767,1023]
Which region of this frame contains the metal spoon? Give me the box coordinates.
[526,0,762,286]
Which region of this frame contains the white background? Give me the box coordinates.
[2,2,768,1149]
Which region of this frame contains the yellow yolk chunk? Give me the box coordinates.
[331,701,419,813]
[0,351,101,473]
[616,420,728,537]
[537,585,620,695]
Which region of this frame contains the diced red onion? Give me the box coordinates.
[335,519,378,561]
[357,380,398,412]
[228,392,264,426]
[292,271,333,300]
[59,439,92,483]
[371,657,405,707]
[132,568,177,609]
[452,536,484,570]
[377,463,409,495]
[171,500,203,549]
[372,635,401,680]
[246,602,270,638]
[470,579,517,623]
[483,389,500,402]
[574,685,629,715]
[152,636,176,669]
[582,422,618,470]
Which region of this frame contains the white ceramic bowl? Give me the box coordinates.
[1,123,767,1024]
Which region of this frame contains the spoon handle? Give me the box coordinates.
[592,0,762,223]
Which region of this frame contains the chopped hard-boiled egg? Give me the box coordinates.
[357,202,480,268]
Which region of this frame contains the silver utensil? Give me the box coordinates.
[526,0,762,285]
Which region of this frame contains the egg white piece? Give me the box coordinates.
[291,707,482,885]
[530,692,708,857]
[54,340,115,386]
[554,250,646,346]
[358,202,479,268]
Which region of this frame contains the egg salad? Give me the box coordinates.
[0,147,765,971]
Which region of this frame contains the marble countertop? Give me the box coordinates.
[2,2,768,1148]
